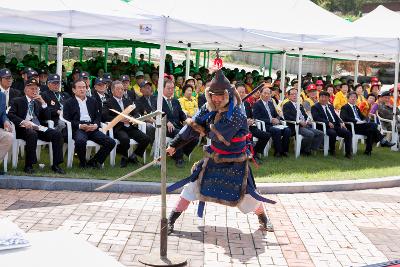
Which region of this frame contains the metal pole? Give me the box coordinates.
[330,58,334,76]
[79,46,83,63]
[44,41,48,65]
[38,44,42,62]
[148,48,151,63]
[104,41,108,72]
[280,51,286,101]
[131,45,136,64]
[268,53,273,77]
[262,52,267,76]
[354,56,360,84]
[56,33,63,77]
[138,17,187,267]
[203,51,206,67]
[195,50,200,72]
[296,48,303,124]
[207,50,210,68]
[185,44,191,80]
[159,116,167,257]
[392,38,400,150]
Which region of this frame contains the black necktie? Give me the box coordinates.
[353,105,361,120]
[325,106,334,123]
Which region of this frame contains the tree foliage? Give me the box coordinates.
[312,0,394,16]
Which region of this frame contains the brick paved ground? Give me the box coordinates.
[1,188,400,266]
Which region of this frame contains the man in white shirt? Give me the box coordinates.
[340,91,394,155]
[0,68,21,108]
[63,79,116,168]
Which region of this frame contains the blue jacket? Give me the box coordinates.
[0,92,9,127]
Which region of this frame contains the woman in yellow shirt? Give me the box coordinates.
[355,84,365,105]
[179,84,198,117]
[333,83,349,110]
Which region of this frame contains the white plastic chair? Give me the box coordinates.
[60,116,113,168]
[283,119,303,158]
[108,123,147,166]
[376,113,398,148]
[314,121,345,156]
[11,120,54,169]
[254,119,272,157]
[344,122,367,154]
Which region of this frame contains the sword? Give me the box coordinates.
[241,82,272,102]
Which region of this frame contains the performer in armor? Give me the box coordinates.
[166,70,275,234]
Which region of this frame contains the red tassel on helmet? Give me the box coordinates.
[213,49,223,69]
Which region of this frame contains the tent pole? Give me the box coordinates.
[38,44,42,62]
[44,41,48,65]
[268,53,273,77]
[185,44,191,80]
[67,46,70,63]
[79,46,83,63]
[330,58,334,77]
[148,48,151,63]
[392,39,400,151]
[138,15,187,267]
[207,50,210,68]
[104,41,108,72]
[354,56,360,84]
[280,51,286,101]
[131,45,136,64]
[195,50,200,72]
[203,51,206,67]
[295,48,303,159]
[262,52,267,76]
[56,33,63,78]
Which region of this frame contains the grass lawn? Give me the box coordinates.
[4,141,400,183]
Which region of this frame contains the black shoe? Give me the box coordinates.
[120,157,128,168]
[274,152,282,158]
[364,151,372,156]
[168,211,182,235]
[380,139,396,147]
[175,159,184,168]
[87,159,101,169]
[345,153,352,159]
[282,152,288,157]
[79,162,87,169]
[0,171,5,175]
[24,166,35,174]
[329,150,336,157]
[128,154,139,164]
[51,165,66,174]
[258,213,274,232]
[302,151,312,156]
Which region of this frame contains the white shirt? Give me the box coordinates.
[350,103,361,122]
[25,96,47,121]
[262,100,272,121]
[75,96,91,122]
[291,101,305,121]
[114,96,125,111]
[322,104,335,123]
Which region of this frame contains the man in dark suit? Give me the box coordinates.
[103,81,151,167]
[63,79,116,168]
[236,83,271,162]
[135,81,157,143]
[340,91,394,155]
[0,91,12,174]
[163,79,198,167]
[120,75,136,105]
[8,78,65,174]
[91,77,109,111]
[253,87,291,157]
[311,91,352,158]
[41,74,70,132]
[283,88,324,156]
[0,68,21,108]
